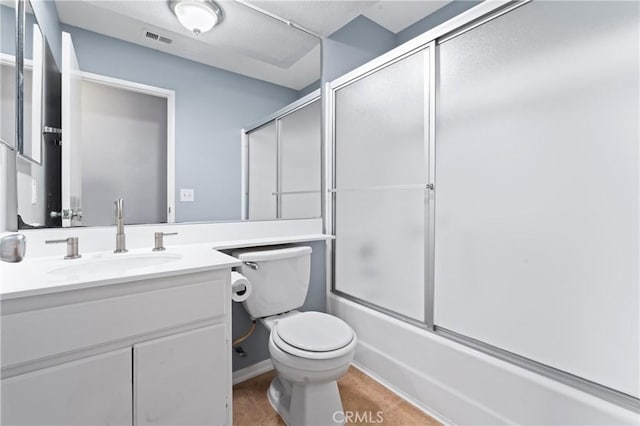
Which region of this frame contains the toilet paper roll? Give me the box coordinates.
[231,271,252,303]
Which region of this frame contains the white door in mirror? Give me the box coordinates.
[61,32,83,227]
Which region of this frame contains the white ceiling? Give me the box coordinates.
[246,0,450,37]
[361,1,451,33]
[54,0,451,90]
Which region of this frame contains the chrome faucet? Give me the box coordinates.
[114,198,127,253]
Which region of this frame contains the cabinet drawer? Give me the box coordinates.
[2,270,229,369]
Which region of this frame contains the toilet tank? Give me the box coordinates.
[233,246,312,318]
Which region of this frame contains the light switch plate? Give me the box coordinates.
[180,188,195,202]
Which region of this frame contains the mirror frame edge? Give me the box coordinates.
[2,0,24,232]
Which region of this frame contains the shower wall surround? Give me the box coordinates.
[327,0,639,423]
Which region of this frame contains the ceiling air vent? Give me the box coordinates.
[144,29,173,45]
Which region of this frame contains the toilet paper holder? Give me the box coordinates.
[231,271,252,303]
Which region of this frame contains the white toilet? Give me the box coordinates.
[233,246,357,426]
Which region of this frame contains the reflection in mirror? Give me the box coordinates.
[0,55,17,150]
[2,0,57,229]
[0,1,44,161]
[14,0,321,228]
[244,91,321,220]
[21,13,43,165]
[0,1,19,150]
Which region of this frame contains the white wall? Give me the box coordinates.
[16,156,46,226]
[0,143,12,232]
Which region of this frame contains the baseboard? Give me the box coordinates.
[351,359,454,426]
[232,359,274,385]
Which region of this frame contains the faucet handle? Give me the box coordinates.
[45,237,81,260]
[1,234,26,263]
[153,232,178,251]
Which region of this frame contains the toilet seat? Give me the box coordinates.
[272,312,355,360]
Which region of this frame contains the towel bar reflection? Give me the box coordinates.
[328,183,433,192]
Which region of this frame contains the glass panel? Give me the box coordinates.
[335,188,425,321]
[435,1,639,397]
[0,62,16,147]
[281,193,319,219]
[335,49,428,189]
[279,99,321,219]
[333,48,429,321]
[21,22,43,164]
[247,123,277,220]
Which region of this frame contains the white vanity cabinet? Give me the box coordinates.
[134,324,228,425]
[1,268,232,426]
[1,348,133,425]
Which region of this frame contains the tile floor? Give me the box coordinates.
[233,366,441,425]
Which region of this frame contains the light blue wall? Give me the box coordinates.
[1,5,16,56]
[29,0,62,68]
[321,1,483,85]
[229,241,327,371]
[298,79,320,97]
[1,5,36,59]
[395,1,482,45]
[322,15,396,83]
[62,24,299,223]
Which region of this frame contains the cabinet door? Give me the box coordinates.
[1,349,132,426]
[134,324,228,426]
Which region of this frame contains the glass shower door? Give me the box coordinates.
[333,48,430,322]
[247,123,277,220]
[279,99,321,219]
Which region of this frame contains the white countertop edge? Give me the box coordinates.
[0,258,241,301]
[209,234,334,250]
[0,234,334,301]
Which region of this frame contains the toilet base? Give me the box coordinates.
[267,375,344,426]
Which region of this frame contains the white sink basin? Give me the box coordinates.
[49,252,183,276]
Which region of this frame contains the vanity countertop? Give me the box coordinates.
[0,229,334,301]
[209,233,333,250]
[0,245,240,301]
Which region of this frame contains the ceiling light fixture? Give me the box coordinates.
[169,0,223,36]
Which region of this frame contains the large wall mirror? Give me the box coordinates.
[5,0,321,229]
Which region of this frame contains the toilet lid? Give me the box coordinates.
[275,312,354,352]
